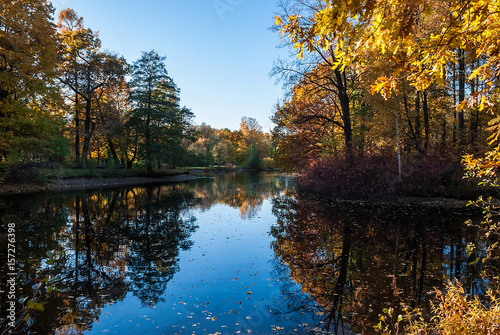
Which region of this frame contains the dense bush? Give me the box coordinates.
[297,150,397,198]
[246,145,262,169]
[296,150,481,199]
[3,161,58,183]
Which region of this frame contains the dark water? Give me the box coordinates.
[0,172,490,334]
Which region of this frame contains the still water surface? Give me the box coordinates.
[0,172,488,334]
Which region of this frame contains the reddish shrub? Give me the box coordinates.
[296,150,478,199]
[399,153,470,198]
[296,150,399,199]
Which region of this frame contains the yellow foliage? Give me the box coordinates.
[431,282,500,334]
[277,0,500,111]
[376,281,500,335]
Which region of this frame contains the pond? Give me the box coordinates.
[0,172,491,334]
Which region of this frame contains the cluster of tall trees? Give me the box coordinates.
[187,117,272,168]
[3,2,272,174]
[271,0,500,176]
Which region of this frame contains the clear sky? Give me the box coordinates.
[51,0,287,132]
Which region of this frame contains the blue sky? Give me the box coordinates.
[52,0,287,132]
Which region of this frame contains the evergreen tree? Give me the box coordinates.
[128,51,193,173]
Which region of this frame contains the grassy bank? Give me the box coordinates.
[1,162,188,184]
[41,167,187,180]
[0,165,196,196]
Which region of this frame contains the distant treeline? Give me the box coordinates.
[0,3,273,180]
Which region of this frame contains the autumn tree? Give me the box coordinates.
[56,8,87,164]
[239,117,270,163]
[187,123,217,165]
[208,129,235,165]
[271,64,361,171]
[272,0,500,184]
[93,81,130,166]
[0,0,67,164]
[277,0,500,130]
[273,0,358,150]
[211,140,236,165]
[57,9,127,168]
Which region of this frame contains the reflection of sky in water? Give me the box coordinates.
[1,173,327,335]
[82,177,321,334]
[89,202,267,334]
[0,172,490,335]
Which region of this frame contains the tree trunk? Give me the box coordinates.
[470,61,478,145]
[415,90,421,146]
[334,68,352,149]
[458,48,466,137]
[107,137,120,165]
[75,92,80,165]
[441,116,447,146]
[81,98,92,169]
[145,92,153,175]
[422,91,430,152]
[404,91,419,150]
[97,137,100,165]
[452,61,457,143]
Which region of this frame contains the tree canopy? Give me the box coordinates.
[0,0,65,162]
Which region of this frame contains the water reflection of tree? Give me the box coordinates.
[191,172,293,219]
[126,186,197,306]
[269,257,331,334]
[0,173,294,334]
[270,195,485,334]
[0,195,70,334]
[0,184,197,334]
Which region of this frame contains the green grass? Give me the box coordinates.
[40,167,187,180]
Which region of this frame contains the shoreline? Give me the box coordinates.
[299,192,476,210]
[0,168,277,196]
[0,175,212,196]
[0,173,483,210]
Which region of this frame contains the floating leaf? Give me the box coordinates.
[27,302,45,312]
